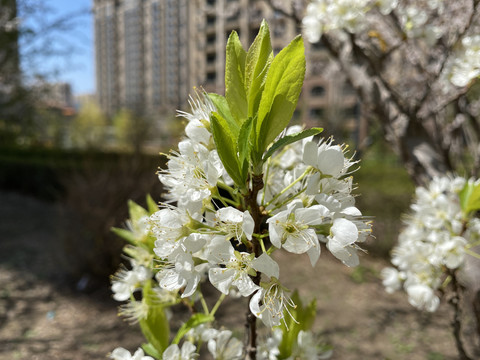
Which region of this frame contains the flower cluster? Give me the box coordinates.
[108,90,370,358]
[442,35,480,88]
[303,1,480,87]
[382,176,480,312]
[302,0,447,43]
[108,21,370,359]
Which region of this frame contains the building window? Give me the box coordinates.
[344,104,360,118]
[310,85,325,97]
[206,72,216,82]
[207,14,216,25]
[206,52,216,64]
[207,33,216,45]
[309,108,324,119]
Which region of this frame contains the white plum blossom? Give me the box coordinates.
[118,297,150,323]
[302,0,371,42]
[267,204,329,266]
[207,330,243,360]
[177,90,216,146]
[383,176,479,312]
[159,139,223,213]
[444,35,480,87]
[125,214,150,243]
[290,330,332,360]
[111,263,151,302]
[109,347,154,360]
[162,341,198,360]
[375,0,398,15]
[267,204,328,252]
[326,218,360,267]
[257,328,282,360]
[207,237,279,297]
[303,139,351,178]
[380,267,404,294]
[249,281,295,327]
[406,283,440,312]
[150,206,194,258]
[214,207,254,241]
[398,6,443,44]
[303,0,449,46]
[156,251,206,297]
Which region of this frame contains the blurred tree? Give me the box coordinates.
[70,100,107,149]
[112,108,152,154]
[0,0,89,146]
[0,0,30,145]
[263,0,480,185]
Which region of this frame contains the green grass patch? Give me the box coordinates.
[354,148,415,258]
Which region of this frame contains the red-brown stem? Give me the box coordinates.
[244,174,264,360]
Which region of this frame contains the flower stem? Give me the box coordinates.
[198,292,210,314]
[264,167,311,208]
[210,293,226,317]
[464,247,480,260]
[266,187,307,214]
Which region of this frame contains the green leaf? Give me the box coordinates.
[142,343,163,359]
[225,31,248,125]
[263,127,323,161]
[256,35,306,154]
[246,20,273,118]
[208,93,239,136]
[111,227,136,244]
[459,181,480,215]
[277,290,317,358]
[237,116,254,182]
[146,194,159,215]
[210,112,243,186]
[128,199,149,225]
[173,313,214,344]
[139,280,170,355]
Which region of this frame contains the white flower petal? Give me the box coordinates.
[110,348,132,360]
[317,147,345,177]
[252,253,280,279]
[331,218,358,246]
[209,268,236,295]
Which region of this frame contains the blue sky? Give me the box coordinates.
[21,0,95,95]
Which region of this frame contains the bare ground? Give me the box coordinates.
[0,191,478,360]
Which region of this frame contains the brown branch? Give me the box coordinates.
[448,269,473,360]
[473,289,480,343]
[349,33,411,117]
[417,0,480,119]
[244,174,264,360]
[261,0,303,26]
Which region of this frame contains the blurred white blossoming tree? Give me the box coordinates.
[381,176,480,359]
[262,0,480,185]
[108,21,372,360]
[270,0,480,184]
[269,0,480,358]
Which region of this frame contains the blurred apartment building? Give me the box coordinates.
[93,0,358,130]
